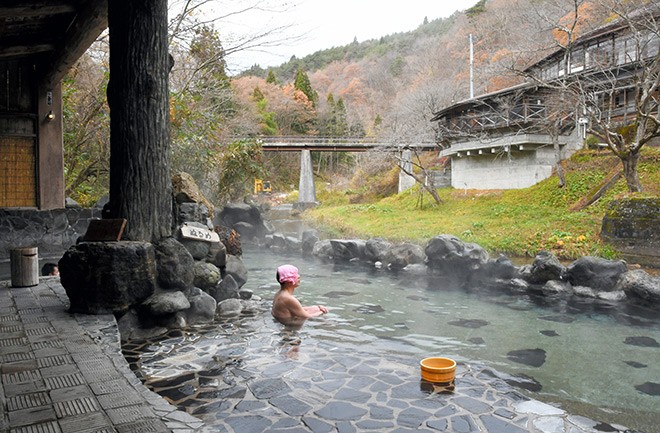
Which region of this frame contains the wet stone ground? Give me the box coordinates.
[122,307,641,433]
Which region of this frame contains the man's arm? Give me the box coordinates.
[303,305,328,315]
[284,296,319,319]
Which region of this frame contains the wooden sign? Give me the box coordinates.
[82,218,127,242]
[180,224,220,243]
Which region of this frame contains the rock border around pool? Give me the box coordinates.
[264,232,660,309]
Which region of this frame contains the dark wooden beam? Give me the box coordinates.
[0,43,53,59]
[0,1,75,18]
[42,0,107,86]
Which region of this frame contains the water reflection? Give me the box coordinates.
[242,246,660,411]
[124,245,660,433]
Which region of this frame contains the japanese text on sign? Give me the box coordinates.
[180,224,220,243]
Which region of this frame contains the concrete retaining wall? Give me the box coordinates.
[451,150,555,189]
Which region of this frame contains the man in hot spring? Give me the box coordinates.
[272,264,328,325]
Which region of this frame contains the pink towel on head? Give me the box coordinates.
[277,264,299,283]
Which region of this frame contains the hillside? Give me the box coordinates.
[230,0,617,145]
[240,12,457,82]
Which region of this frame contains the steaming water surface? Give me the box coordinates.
[244,246,659,427]
[133,244,660,432]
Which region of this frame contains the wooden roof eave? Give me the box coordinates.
[41,0,108,87]
[430,82,539,122]
[524,5,660,74]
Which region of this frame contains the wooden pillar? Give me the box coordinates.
[37,81,65,210]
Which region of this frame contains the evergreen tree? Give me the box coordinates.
[189,25,229,86]
[266,70,277,85]
[373,114,383,133]
[322,93,337,136]
[256,99,278,135]
[252,86,265,101]
[294,67,318,107]
[349,120,366,138]
[334,97,348,136]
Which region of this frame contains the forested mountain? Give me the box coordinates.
[230,0,615,143]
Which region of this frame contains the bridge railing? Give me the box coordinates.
[256,136,382,144]
[247,135,437,150]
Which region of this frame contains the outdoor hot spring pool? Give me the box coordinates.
[124,245,660,432]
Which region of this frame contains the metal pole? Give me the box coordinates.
[469,34,474,99]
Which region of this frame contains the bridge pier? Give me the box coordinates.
[298,149,317,205]
[398,149,416,193]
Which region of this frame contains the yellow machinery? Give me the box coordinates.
[254,179,272,194]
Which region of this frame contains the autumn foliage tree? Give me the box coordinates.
[62,53,110,206]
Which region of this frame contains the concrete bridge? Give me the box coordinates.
[254,136,438,204]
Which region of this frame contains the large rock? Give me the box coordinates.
[425,235,489,281]
[141,291,191,316]
[185,287,217,324]
[59,241,157,314]
[265,232,301,253]
[525,251,565,284]
[384,243,425,270]
[539,280,571,296]
[177,202,211,227]
[217,298,242,316]
[601,198,659,267]
[265,233,287,250]
[483,255,519,280]
[154,237,194,292]
[330,239,367,262]
[117,309,168,342]
[616,270,660,305]
[566,256,627,292]
[572,285,626,302]
[312,239,334,260]
[178,221,212,260]
[215,225,243,256]
[219,203,270,240]
[223,254,248,287]
[207,240,227,268]
[210,274,240,302]
[193,261,222,291]
[302,230,320,256]
[365,238,392,263]
[172,172,215,217]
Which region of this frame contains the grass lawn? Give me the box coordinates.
[304,147,659,260]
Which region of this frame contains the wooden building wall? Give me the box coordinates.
[0,60,64,209]
[0,61,36,207]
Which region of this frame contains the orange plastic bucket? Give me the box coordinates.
[420,357,456,383]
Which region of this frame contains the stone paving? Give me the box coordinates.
[123,309,645,433]
[0,279,643,433]
[0,278,210,433]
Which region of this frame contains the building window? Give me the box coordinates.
[571,48,585,72]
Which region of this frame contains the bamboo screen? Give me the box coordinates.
[0,136,36,207]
